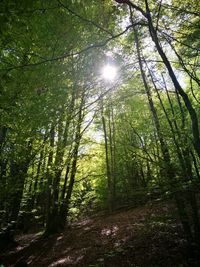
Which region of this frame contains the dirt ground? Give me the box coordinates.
[1,201,200,267]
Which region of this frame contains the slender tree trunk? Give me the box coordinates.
[0,126,7,211]
[110,103,117,202]
[101,101,113,212]
[61,160,71,201]
[59,94,85,229]
[50,89,77,219]
[45,127,55,234]
[108,103,116,206]
[115,0,200,157]
[134,25,193,245]
[30,149,44,208]
[144,0,200,158]
[60,145,73,203]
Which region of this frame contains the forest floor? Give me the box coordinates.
[1,200,200,267]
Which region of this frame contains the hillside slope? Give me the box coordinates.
[2,201,199,267]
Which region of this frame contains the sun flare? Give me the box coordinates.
[102,65,117,81]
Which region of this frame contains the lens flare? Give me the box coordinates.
[102,65,117,81]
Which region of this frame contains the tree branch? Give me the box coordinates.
[1,25,134,72]
[115,0,147,18]
[57,0,113,36]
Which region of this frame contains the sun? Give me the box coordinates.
[102,64,117,81]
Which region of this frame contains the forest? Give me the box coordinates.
[0,0,200,266]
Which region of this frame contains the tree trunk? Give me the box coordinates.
[59,95,84,230]
[101,101,113,212]
[115,0,200,156]
[134,25,193,246]
[144,0,200,158]
[45,127,55,234]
